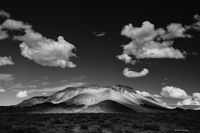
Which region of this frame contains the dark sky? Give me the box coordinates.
[0,1,200,106]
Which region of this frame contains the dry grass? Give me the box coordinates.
[0,112,199,133]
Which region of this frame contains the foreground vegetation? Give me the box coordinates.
[0,112,199,133]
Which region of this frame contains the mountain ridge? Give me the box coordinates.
[0,84,190,113]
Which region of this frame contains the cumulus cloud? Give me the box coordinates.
[177,98,199,106]
[119,21,188,60]
[193,93,200,99]
[121,22,157,41]
[0,12,76,68]
[177,92,200,106]
[159,85,200,106]
[16,90,28,98]
[18,33,76,68]
[123,68,149,78]
[161,86,188,99]
[117,20,196,78]
[0,56,14,66]
[163,23,190,39]
[0,10,10,18]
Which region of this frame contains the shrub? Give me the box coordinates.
[8,126,41,133]
[142,123,160,131]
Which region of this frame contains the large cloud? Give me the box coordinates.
[118,20,193,78]
[161,86,188,99]
[0,13,76,68]
[17,30,76,68]
[123,68,149,78]
[119,21,188,60]
[0,56,14,66]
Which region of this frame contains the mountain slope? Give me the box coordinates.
[15,85,173,113]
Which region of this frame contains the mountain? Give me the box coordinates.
[2,85,177,113]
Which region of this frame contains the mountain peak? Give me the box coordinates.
[16,84,172,113]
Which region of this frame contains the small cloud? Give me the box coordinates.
[41,82,51,86]
[161,86,188,99]
[161,78,168,85]
[0,88,5,93]
[0,30,9,40]
[0,10,10,18]
[163,23,190,39]
[123,68,149,78]
[41,92,48,96]
[192,14,200,30]
[93,31,106,37]
[117,54,134,64]
[16,90,28,98]
[0,56,14,66]
[0,73,14,82]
